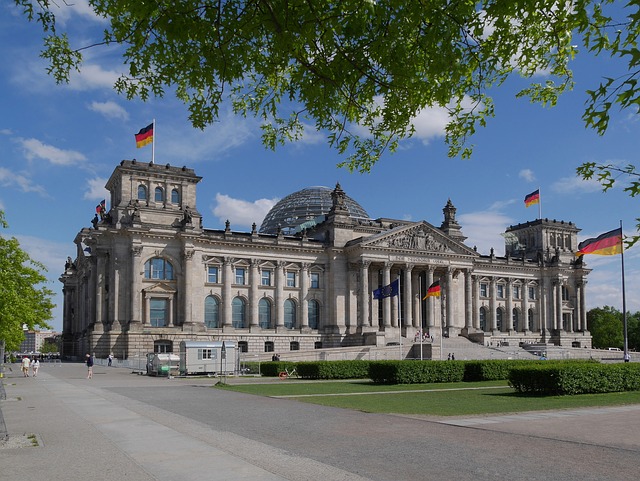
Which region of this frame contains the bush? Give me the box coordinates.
[509,362,640,395]
[296,360,371,379]
[369,360,465,384]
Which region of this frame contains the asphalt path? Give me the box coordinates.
[2,363,639,481]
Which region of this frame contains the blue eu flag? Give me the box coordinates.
[373,279,399,299]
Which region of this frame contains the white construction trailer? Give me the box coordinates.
[179,341,238,376]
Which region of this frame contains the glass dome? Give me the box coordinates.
[259,186,369,235]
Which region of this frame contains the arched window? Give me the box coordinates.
[259,298,272,329]
[284,299,296,329]
[479,307,487,332]
[144,258,174,280]
[496,308,504,331]
[204,296,219,328]
[171,188,180,204]
[308,300,320,330]
[154,186,164,202]
[528,309,535,331]
[513,308,520,332]
[137,185,147,200]
[232,297,246,328]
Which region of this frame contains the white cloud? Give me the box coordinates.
[519,169,536,182]
[68,63,122,91]
[458,210,515,255]
[212,194,279,229]
[0,167,47,196]
[88,101,129,121]
[83,177,109,201]
[19,138,86,166]
[410,105,450,144]
[551,175,601,194]
[48,0,105,26]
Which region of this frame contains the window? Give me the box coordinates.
[259,298,272,329]
[261,270,272,286]
[497,284,505,299]
[171,188,180,204]
[310,272,320,289]
[235,267,246,285]
[204,296,219,328]
[496,308,504,331]
[207,266,219,284]
[137,185,147,200]
[144,258,174,280]
[264,341,274,352]
[290,341,300,351]
[284,299,296,329]
[314,341,322,349]
[480,283,488,297]
[150,298,168,327]
[154,340,172,353]
[513,308,519,331]
[232,297,246,328]
[308,300,320,329]
[513,285,521,300]
[562,286,570,301]
[286,271,296,287]
[198,349,213,360]
[238,341,248,353]
[154,186,164,202]
[528,309,535,331]
[479,307,487,332]
[528,286,536,300]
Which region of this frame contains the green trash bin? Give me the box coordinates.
[158,365,170,376]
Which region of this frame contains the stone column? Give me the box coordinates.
[472,276,479,330]
[359,261,370,327]
[521,281,529,332]
[222,257,233,327]
[579,281,588,331]
[490,277,497,331]
[250,259,260,327]
[383,263,392,328]
[426,267,435,332]
[183,248,195,326]
[403,264,413,331]
[412,269,421,329]
[445,267,454,330]
[506,278,514,332]
[275,261,285,328]
[300,263,309,329]
[465,270,473,331]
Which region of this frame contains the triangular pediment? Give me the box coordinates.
[143,282,176,294]
[357,222,477,256]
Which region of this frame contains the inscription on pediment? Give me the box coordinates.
[373,226,453,253]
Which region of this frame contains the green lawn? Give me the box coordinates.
[218,380,640,416]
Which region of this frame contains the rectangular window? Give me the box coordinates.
[197,348,213,360]
[310,272,320,289]
[261,270,272,286]
[480,283,488,297]
[235,267,246,285]
[207,266,219,284]
[528,287,536,300]
[513,285,521,300]
[497,285,505,299]
[286,271,296,287]
[149,298,168,327]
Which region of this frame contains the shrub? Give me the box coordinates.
[369,360,465,384]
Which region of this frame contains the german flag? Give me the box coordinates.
[576,228,623,256]
[524,189,540,208]
[423,280,441,299]
[135,123,154,148]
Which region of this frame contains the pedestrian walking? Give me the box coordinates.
[86,353,94,379]
[21,356,31,377]
[108,354,113,366]
[31,357,40,377]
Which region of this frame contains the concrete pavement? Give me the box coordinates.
[1,361,639,481]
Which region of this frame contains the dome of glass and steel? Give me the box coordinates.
[259,186,370,235]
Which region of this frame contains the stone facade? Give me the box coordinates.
[60,160,592,359]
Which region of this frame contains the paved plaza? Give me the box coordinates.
[1,362,638,481]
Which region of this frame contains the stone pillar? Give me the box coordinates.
[222,257,233,327]
[300,263,309,329]
[275,261,285,328]
[521,281,529,332]
[359,261,370,327]
[411,269,420,329]
[445,267,454,330]
[183,248,195,326]
[130,247,142,325]
[490,277,497,331]
[426,267,435,332]
[506,278,514,332]
[403,264,413,331]
[250,259,260,327]
[383,263,392,328]
[465,270,473,331]
[579,281,588,331]
[472,276,479,330]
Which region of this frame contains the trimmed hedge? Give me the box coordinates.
[296,360,371,379]
[259,361,298,377]
[509,362,640,395]
[369,360,465,384]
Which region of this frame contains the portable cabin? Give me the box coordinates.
[179,341,237,375]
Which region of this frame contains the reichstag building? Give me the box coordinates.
[60,160,592,359]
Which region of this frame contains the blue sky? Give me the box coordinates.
[2,2,639,333]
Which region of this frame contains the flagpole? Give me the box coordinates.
[398,274,402,360]
[419,279,423,361]
[538,187,542,220]
[151,118,156,164]
[621,220,629,362]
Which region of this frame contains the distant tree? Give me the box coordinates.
[0,211,55,352]
[627,312,640,352]
[587,306,624,349]
[40,339,59,354]
[13,1,640,172]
